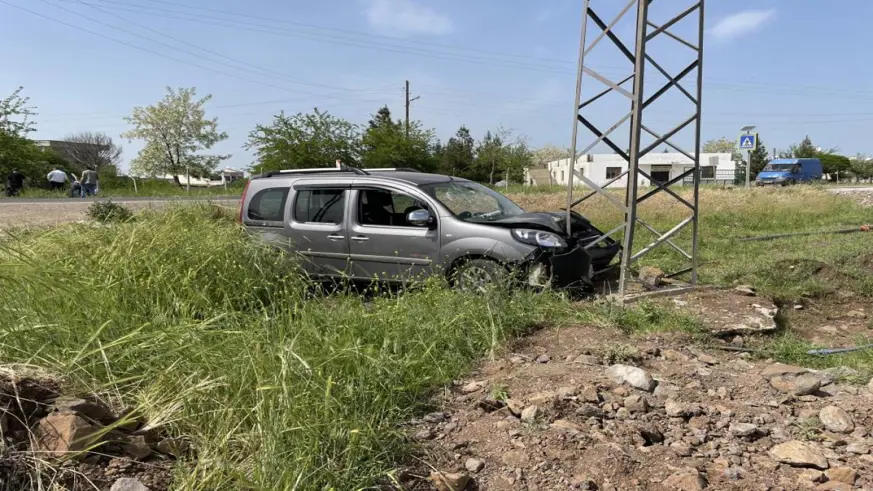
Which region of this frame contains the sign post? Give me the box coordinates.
[739,129,758,188]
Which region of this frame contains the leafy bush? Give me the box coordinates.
[86,200,133,223]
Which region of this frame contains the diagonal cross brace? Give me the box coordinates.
[636,169,695,210]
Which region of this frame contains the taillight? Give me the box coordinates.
[238,180,251,223]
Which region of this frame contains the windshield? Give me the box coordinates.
[421,181,525,222]
[763,163,796,171]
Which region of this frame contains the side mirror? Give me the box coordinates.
[407,209,433,227]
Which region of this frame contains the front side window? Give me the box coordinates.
[359,189,429,227]
[247,187,289,222]
[294,189,345,224]
[421,181,524,223]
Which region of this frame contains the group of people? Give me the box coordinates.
[5,167,99,198]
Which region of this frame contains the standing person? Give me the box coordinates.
[70,173,82,198]
[47,167,68,191]
[80,168,99,198]
[5,168,24,197]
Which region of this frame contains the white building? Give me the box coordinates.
[525,152,736,188]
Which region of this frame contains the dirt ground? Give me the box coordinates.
[409,290,873,491]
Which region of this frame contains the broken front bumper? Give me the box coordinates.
[521,240,621,290]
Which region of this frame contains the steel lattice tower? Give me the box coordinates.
[566,0,705,298]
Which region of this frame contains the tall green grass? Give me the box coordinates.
[0,205,569,489]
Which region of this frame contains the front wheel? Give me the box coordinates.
[450,258,510,293]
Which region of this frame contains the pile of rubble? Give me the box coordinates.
[407,324,873,491]
[0,369,178,491]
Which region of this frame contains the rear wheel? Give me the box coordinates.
[451,258,510,293]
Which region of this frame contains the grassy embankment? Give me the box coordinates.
[0,186,870,488]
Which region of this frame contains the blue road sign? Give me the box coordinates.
[739,134,757,150]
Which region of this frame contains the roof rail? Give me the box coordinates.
[258,166,369,178]
[366,167,421,172]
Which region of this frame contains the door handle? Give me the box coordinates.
[327,234,345,241]
[351,236,369,242]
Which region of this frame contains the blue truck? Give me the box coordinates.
[755,158,823,186]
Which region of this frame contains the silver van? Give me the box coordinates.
[239,167,620,291]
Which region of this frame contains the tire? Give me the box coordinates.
[788,179,797,186]
[450,258,510,293]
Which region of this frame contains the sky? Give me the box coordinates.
[2,0,873,173]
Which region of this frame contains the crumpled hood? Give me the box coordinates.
[486,211,593,236]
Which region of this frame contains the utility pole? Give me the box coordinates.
[404,80,420,139]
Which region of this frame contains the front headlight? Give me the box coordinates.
[512,229,567,248]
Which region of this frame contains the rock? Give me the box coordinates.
[825,467,858,485]
[624,394,649,414]
[769,440,829,469]
[846,442,869,454]
[638,266,665,288]
[460,381,484,394]
[816,482,853,491]
[671,441,693,457]
[868,377,873,394]
[535,354,551,364]
[505,398,524,417]
[550,419,584,434]
[769,373,821,396]
[477,395,504,412]
[430,471,471,491]
[423,412,447,423]
[729,423,759,437]
[34,412,100,457]
[606,364,657,392]
[575,404,603,419]
[501,450,529,467]
[661,468,707,491]
[509,355,525,364]
[762,363,809,379]
[637,423,664,446]
[797,469,825,484]
[570,475,598,490]
[693,352,718,365]
[819,406,854,434]
[155,437,189,457]
[464,458,484,473]
[735,285,756,296]
[520,405,539,423]
[665,399,702,418]
[53,397,115,425]
[413,429,435,441]
[110,478,151,491]
[526,391,557,405]
[846,310,868,319]
[556,386,577,399]
[121,435,151,460]
[731,336,744,347]
[579,385,600,403]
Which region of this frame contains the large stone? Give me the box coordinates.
[661,468,707,491]
[430,471,471,491]
[665,399,702,419]
[825,467,858,485]
[110,478,151,491]
[769,440,829,470]
[819,406,854,434]
[550,419,584,435]
[34,412,100,457]
[606,364,657,392]
[729,423,759,437]
[53,397,115,425]
[734,285,756,296]
[460,381,484,394]
[624,394,650,414]
[464,458,484,473]
[761,363,809,379]
[638,266,665,288]
[769,373,821,396]
[520,405,539,423]
[121,435,151,460]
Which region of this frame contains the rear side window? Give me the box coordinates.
[247,187,289,222]
[294,189,345,224]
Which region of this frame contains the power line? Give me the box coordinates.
[46,0,873,101]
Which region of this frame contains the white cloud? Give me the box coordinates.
[710,9,776,42]
[535,9,551,24]
[365,0,453,36]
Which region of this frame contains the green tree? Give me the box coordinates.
[246,108,361,174]
[440,126,475,177]
[703,136,743,164]
[849,154,873,181]
[819,153,852,182]
[122,87,229,186]
[360,106,437,172]
[787,135,818,158]
[473,130,505,184]
[0,86,47,184]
